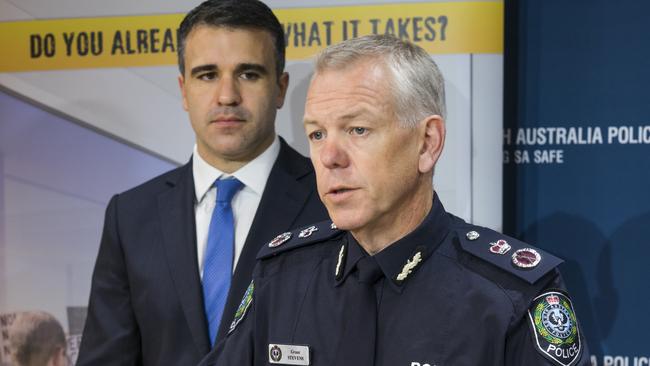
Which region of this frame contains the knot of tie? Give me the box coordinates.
[215,178,243,204]
[356,256,384,284]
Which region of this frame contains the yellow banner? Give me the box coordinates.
[0,2,502,72]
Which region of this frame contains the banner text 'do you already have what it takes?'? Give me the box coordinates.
[0,2,502,72]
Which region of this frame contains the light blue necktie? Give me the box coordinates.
[202,178,243,346]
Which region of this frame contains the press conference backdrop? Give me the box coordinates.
[0,0,503,364]
[504,1,650,365]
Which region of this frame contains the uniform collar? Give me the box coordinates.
[334,194,451,292]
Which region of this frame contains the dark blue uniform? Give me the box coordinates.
[200,197,590,366]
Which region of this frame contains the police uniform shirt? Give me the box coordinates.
[201,195,590,366]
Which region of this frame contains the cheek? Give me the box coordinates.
[371,140,418,190]
[250,86,277,110]
[310,156,326,192]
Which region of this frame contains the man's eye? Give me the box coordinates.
[309,131,324,141]
[240,72,260,80]
[197,72,216,81]
[352,127,367,135]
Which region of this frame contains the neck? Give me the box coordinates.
[352,185,433,255]
[197,135,274,174]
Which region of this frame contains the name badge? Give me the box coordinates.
[268,344,310,365]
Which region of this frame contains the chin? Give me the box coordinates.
[329,211,366,232]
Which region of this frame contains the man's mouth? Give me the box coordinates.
[325,187,357,202]
[212,115,245,123]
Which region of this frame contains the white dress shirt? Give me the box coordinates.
[193,136,280,277]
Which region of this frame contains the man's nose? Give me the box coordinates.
[216,76,241,106]
[319,136,349,169]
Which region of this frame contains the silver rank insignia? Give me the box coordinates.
[268,344,311,365]
[298,225,318,238]
[528,291,582,366]
[466,231,480,241]
[269,232,292,248]
[396,251,423,281]
[330,222,337,230]
[489,239,512,255]
[512,248,541,269]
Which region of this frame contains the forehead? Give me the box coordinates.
[305,60,394,120]
[184,26,276,67]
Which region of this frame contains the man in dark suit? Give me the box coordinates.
[76,1,328,365]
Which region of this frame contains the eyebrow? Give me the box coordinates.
[234,63,269,76]
[190,64,216,77]
[190,63,269,78]
[303,110,365,126]
[339,111,363,121]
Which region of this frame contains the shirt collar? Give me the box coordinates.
[192,135,280,203]
[334,193,451,292]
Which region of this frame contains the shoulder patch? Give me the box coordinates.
[228,280,254,334]
[256,220,343,260]
[456,226,563,284]
[527,290,582,366]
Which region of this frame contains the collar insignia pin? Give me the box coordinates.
[298,225,318,238]
[268,232,292,248]
[466,231,480,241]
[396,251,422,281]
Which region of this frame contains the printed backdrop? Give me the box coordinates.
[504,1,650,365]
[0,1,503,364]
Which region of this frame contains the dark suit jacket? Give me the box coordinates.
[77,139,328,365]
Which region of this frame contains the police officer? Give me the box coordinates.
[199,34,590,366]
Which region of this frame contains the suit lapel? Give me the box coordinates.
[244,142,312,260]
[216,139,315,340]
[158,162,211,355]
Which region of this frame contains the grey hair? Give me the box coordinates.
[314,34,446,127]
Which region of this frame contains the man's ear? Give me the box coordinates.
[178,75,189,111]
[418,115,446,173]
[276,72,290,109]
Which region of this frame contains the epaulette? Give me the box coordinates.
[256,220,343,260]
[456,225,563,284]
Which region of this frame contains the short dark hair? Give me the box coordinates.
[177,0,286,79]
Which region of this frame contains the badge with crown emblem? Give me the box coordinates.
[489,239,512,255]
[528,290,582,366]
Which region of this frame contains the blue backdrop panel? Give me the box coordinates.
[504,0,650,363]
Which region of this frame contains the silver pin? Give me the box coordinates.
[268,232,292,248]
[330,222,337,230]
[396,252,422,281]
[298,225,318,238]
[466,231,480,241]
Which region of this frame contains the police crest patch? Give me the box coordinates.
[229,281,254,334]
[527,290,582,366]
